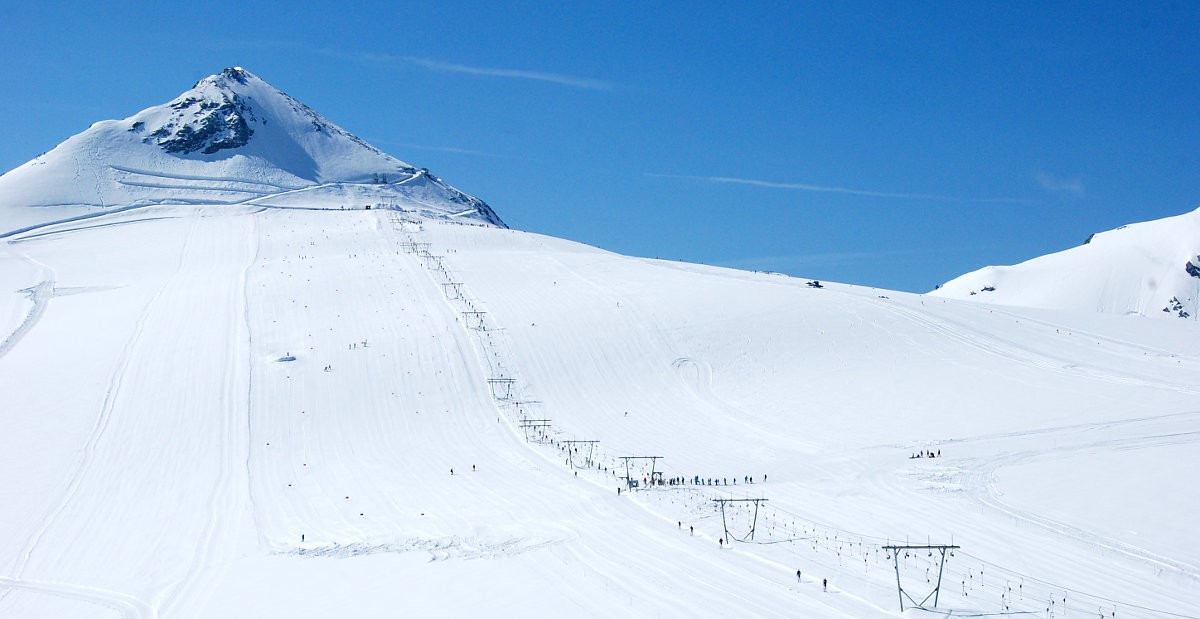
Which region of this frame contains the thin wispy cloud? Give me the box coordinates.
[647,173,1023,203]
[405,57,614,91]
[1035,171,1085,198]
[322,48,614,91]
[198,40,615,91]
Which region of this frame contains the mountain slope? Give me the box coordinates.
[1,68,1197,619]
[1,205,1196,618]
[0,68,504,232]
[932,207,1200,319]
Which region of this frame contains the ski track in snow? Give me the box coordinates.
[0,216,202,615]
[2,206,1196,618]
[854,411,1200,617]
[393,218,887,618]
[0,204,157,240]
[959,417,1200,577]
[0,576,153,619]
[107,166,306,192]
[872,297,1200,395]
[113,179,270,195]
[401,219,1194,617]
[0,255,53,359]
[10,216,182,243]
[158,213,256,617]
[16,215,198,569]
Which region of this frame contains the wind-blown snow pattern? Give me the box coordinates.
[933,207,1200,320]
[1,71,1198,618]
[0,67,504,232]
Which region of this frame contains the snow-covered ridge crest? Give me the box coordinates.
[0,67,505,232]
[932,206,1200,319]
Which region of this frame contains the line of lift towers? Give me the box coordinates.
[490,360,956,612]
[400,219,955,614]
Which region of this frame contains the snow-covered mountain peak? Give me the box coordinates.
[215,66,252,84]
[124,66,404,173]
[932,206,1200,319]
[0,67,504,233]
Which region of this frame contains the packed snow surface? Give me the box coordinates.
[1,205,1197,618]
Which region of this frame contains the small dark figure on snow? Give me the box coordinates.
[796,569,801,582]
[823,578,827,591]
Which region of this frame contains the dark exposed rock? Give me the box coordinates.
[153,93,255,155]
[221,67,250,85]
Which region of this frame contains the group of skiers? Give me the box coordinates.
[910,449,941,459]
[615,474,771,490]
[678,474,766,486]
[617,472,770,493]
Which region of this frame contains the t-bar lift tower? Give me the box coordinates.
[712,498,768,542]
[880,544,959,612]
[618,456,662,490]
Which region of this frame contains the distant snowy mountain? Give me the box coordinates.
[0,67,504,232]
[932,207,1200,319]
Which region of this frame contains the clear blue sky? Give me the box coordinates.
[3,1,1197,292]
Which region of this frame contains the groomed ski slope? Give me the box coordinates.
[0,205,1197,618]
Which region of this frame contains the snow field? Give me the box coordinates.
[934,206,1200,319]
[0,205,1196,617]
[415,217,1200,617]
